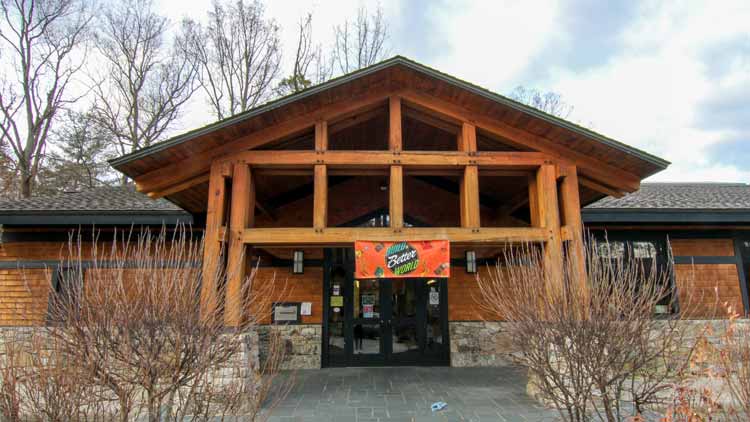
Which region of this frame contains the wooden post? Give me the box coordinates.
[459,122,480,228]
[315,120,328,151]
[225,162,254,327]
[390,165,403,228]
[537,164,563,281]
[559,165,587,287]
[201,161,230,319]
[460,165,480,228]
[313,164,327,230]
[314,119,328,231]
[389,96,402,151]
[459,122,477,153]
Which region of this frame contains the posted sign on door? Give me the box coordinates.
[354,240,450,279]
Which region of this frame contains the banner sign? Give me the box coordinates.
[354,240,450,279]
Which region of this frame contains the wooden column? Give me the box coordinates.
[314,164,327,230]
[536,164,563,280]
[315,120,328,151]
[460,123,480,228]
[459,122,477,153]
[390,165,403,228]
[314,120,328,231]
[225,162,254,327]
[559,165,587,286]
[201,161,230,319]
[389,96,402,151]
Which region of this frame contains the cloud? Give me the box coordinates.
[519,0,641,83]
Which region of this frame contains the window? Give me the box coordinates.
[595,235,674,314]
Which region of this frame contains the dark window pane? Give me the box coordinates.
[353,323,381,355]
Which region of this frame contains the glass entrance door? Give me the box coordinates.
[323,248,449,367]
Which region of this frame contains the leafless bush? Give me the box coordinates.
[1,226,291,421]
[477,240,697,421]
[712,304,750,420]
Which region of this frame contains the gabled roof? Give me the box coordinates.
[583,183,750,223]
[108,56,668,212]
[0,187,192,226]
[110,56,668,170]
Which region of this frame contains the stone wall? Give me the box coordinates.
[449,321,517,367]
[258,324,321,369]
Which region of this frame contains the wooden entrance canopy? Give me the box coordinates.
[109,56,669,326]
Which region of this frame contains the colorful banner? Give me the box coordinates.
[354,240,450,279]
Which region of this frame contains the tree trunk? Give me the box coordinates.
[19,167,32,198]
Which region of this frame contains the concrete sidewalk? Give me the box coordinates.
[266,366,560,422]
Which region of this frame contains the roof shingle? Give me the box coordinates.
[586,183,750,210]
[0,186,187,215]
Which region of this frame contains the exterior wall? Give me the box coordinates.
[259,324,322,369]
[249,266,323,325]
[676,263,743,318]
[671,238,735,257]
[447,266,498,321]
[672,238,744,318]
[250,266,323,369]
[450,321,515,367]
[0,241,61,326]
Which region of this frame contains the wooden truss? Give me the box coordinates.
[191,94,596,326]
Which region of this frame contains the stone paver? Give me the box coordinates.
[265,366,560,422]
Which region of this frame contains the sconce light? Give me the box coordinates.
[292,250,304,274]
[465,250,477,274]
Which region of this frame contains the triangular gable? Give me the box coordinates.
[109,56,669,212]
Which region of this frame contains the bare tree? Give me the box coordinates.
[332,4,389,74]
[476,241,697,421]
[0,0,92,197]
[181,0,282,120]
[92,0,197,178]
[509,86,574,119]
[276,13,331,96]
[0,227,293,421]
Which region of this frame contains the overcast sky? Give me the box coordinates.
[156,0,750,183]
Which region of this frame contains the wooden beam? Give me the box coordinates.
[223,150,551,169]
[559,165,586,287]
[313,164,327,230]
[134,91,392,194]
[315,120,328,151]
[403,106,460,134]
[225,162,254,327]
[389,96,402,151]
[479,169,533,178]
[148,173,210,199]
[460,165,480,228]
[459,123,477,153]
[390,165,403,228]
[400,90,642,192]
[241,227,551,246]
[201,162,230,319]
[536,164,563,280]
[579,176,626,198]
[328,106,386,135]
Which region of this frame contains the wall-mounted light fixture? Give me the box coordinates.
[292,250,304,274]
[465,250,477,274]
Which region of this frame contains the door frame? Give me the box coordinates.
[322,247,450,367]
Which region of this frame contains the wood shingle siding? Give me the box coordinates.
[675,263,743,318]
[671,238,735,257]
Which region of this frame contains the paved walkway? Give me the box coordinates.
[267,366,560,422]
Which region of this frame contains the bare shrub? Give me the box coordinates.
[476,240,696,421]
[712,304,750,420]
[1,226,290,421]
